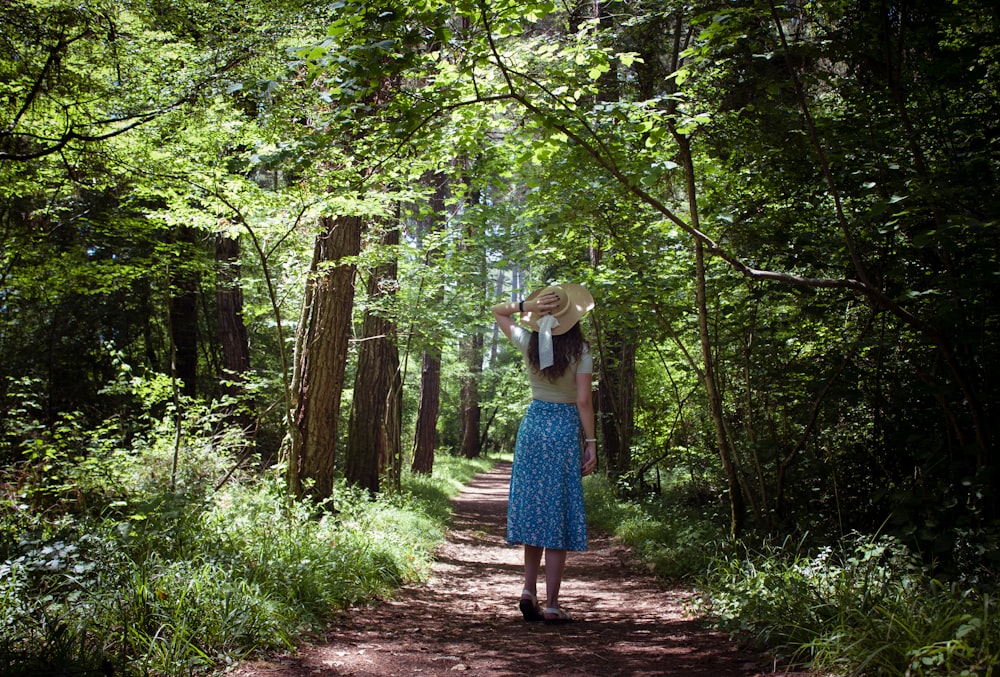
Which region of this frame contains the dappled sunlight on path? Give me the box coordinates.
[232,462,801,676]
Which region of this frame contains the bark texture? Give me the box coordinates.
[289,215,363,502]
[345,224,401,494]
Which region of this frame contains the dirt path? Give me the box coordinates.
[232,462,785,676]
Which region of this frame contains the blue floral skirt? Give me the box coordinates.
[507,399,587,551]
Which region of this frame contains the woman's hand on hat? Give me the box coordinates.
[532,291,561,315]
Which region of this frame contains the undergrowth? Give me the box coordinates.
[698,534,999,676]
[583,472,727,581]
[583,474,999,676]
[0,383,493,676]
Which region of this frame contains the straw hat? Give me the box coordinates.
[521,283,594,335]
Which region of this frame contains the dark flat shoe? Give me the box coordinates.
[519,591,544,622]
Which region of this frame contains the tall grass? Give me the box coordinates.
[583,472,728,581]
[699,534,999,676]
[0,390,495,676]
[583,474,998,676]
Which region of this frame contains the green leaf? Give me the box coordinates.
[588,64,610,80]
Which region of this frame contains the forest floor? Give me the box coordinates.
[230,462,814,677]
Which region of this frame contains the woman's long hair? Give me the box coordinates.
[527,323,588,382]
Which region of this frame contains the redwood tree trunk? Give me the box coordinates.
[411,174,448,474]
[411,349,440,473]
[345,224,401,495]
[289,214,362,502]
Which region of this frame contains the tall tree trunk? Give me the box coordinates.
[595,329,636,479]
[459,330,483,459]
[383,362,403,492]
[345,223,401,494]
[411,174,448,474]
[676,123,753,536]
[168,226,200,397]
[288,214,363,502]
[411,349,440,473]
[589,244,636,481]
[694,239,746,537]
[586,0,635,480]
[458,206,485,460]
[215,233,253,434]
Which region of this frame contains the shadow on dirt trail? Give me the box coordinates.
[232,462,802,676]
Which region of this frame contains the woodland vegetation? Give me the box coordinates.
[1,0,998,674]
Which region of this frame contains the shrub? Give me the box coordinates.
[583,473,728,581]
[581,469,999,675]
[0,380,495,675]
[698,533,1000,676]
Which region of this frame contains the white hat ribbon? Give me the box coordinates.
[536,314,561,369]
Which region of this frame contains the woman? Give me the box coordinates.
[491,283,598,624]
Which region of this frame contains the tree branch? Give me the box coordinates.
[5,29,93,136]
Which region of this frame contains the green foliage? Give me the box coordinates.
[586,467,999,674]
[2,0,999,673]
[0,367,492,675]
[698,534,1000,676]
[584,472,728,581]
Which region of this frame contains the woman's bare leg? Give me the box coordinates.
[544,548,567,608]
[523,544,544,597]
